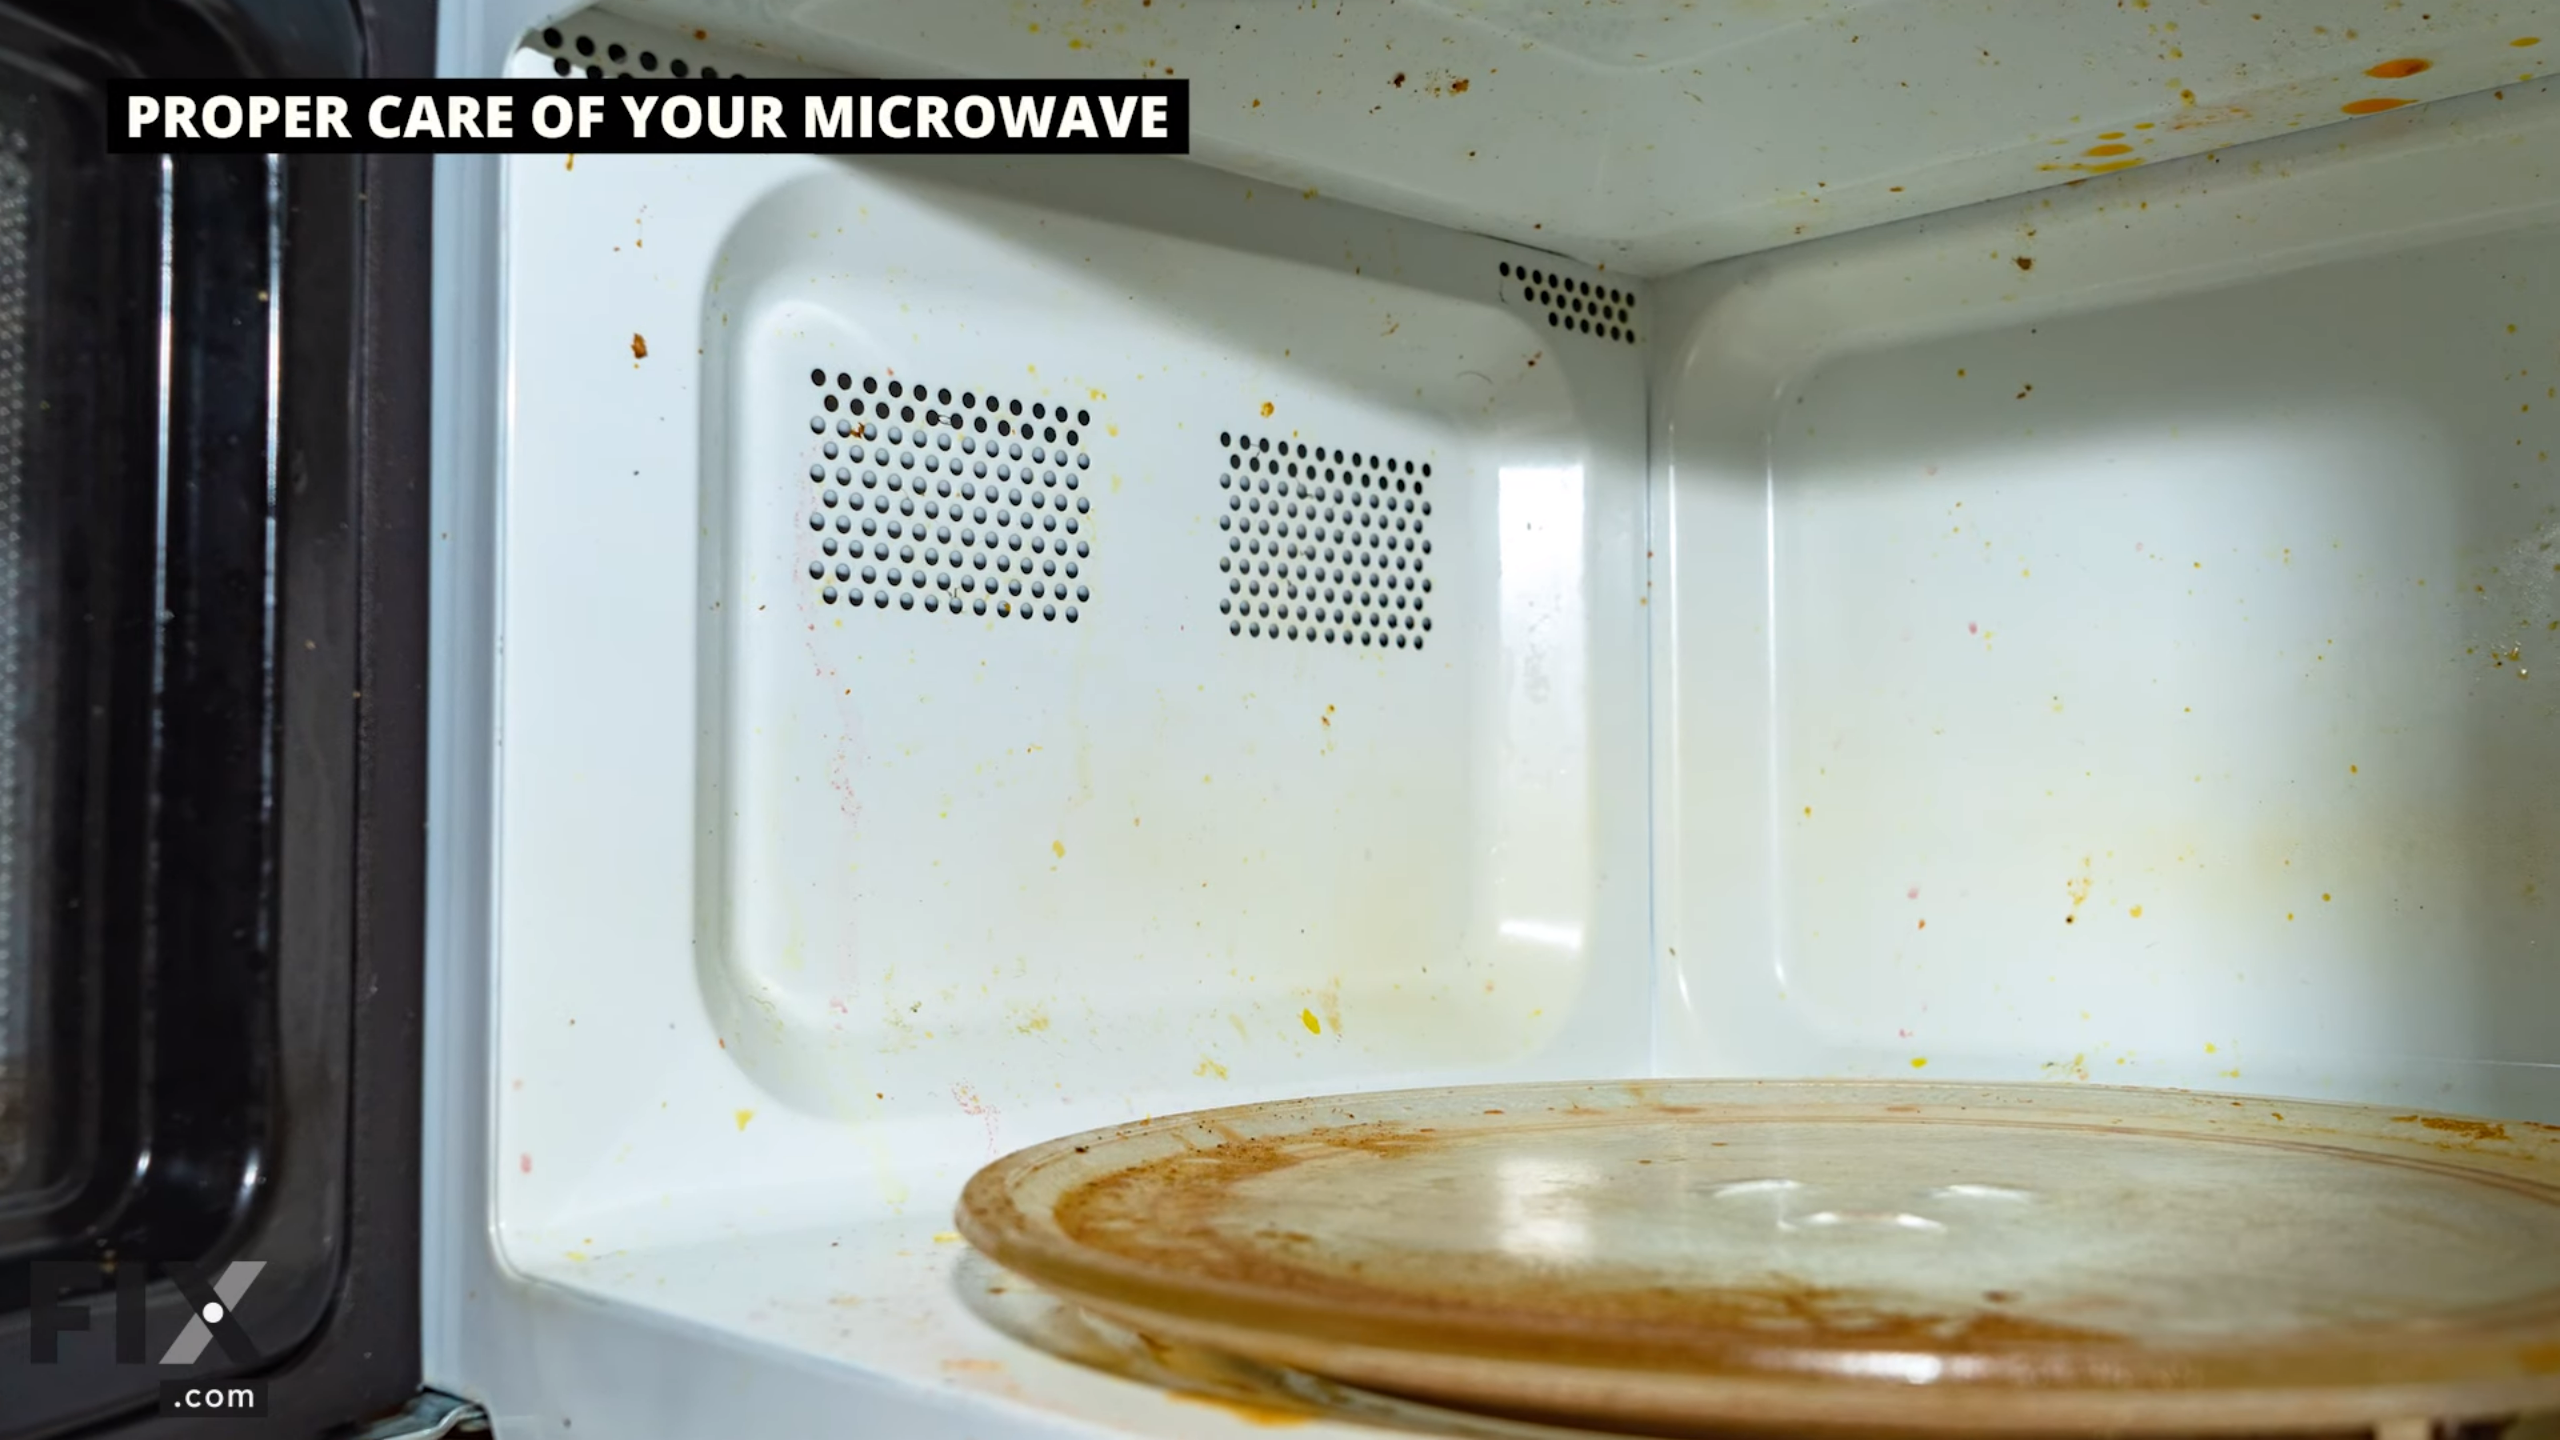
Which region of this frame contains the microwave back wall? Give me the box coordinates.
[422,3,2560,1435]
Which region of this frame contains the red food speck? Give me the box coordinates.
[1967,621,1979,634]
[519,1153,533,1174]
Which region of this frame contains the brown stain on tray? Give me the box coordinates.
[1049,1121,2122,1359]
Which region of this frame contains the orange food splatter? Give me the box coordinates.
[2343,97,2414,114]
[2096,130,2126,140]
[2515,36,2543,47]
[2393,1114,2512,1142]
[630,333,648,360]
[2084,143,2134,157]
[2365,57,2432,78]
[1259,401,1275,417]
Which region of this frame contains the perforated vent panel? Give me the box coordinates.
[801,369,1095,621]
[1213,428,1433,651]
[534,22,750,80]
[1498,259,1638,345]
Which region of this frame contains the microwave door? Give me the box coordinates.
[0,1,431,1437]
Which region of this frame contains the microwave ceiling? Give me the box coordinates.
[593,0,2560,275]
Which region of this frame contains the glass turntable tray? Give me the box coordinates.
[957,1080,2560,1436]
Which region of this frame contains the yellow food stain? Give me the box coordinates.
[943,1358,1005,1374]
[1195,1056,1230,1079]
[2205,1042,2218,1054]
[1301,1008,1322,1035]
[933,1231,962,1244]
[1803,805,1813,817]
[2517,36,2544,46]
[2085,143,2134,157]
[1052,839,1066,859]
[2130,904,2144,918]
[1910,1057,1929,1069]
[734,1108,755,1131]
[564,154,575,171]
[2342,97,2414,114]
[2350,763,2359,774]
[1169,1393,1312,1428]
[565,1250,589,1262]
[1259,401,1275,417]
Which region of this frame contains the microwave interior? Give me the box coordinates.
[424,3,2560,1436]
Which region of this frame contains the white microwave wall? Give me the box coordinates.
[421,5,2560,1437]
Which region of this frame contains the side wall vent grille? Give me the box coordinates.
[802,370,1094,623]
[1212,428,1432,651]
[1497,259,1638,345]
